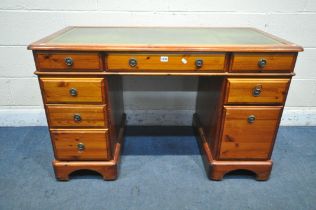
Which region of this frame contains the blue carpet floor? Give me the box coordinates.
[0,126,315,210]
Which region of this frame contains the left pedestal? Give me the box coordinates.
[34,51,124,181]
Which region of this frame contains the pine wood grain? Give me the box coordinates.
[195,77,226,155]
[47,105,107,128]
[36,52,102,71]
[51,129,110,161]
[40,78,105,104]
[225,78,290,104]
[194,114,273,181]
[230,53,297,72]
[219,106,282,160]
[107,53,226,71]
[51,114,126,180]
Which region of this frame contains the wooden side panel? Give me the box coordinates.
[230,53,296,72]
[106,76,124,153]
[226,78,290,104]
[40,78,105,104]
[107,53,226,71]
[219,106,282,160]
[51,129,110,160]
[195,76,226,155]
[47,105,107,128]
[36,52,102,71]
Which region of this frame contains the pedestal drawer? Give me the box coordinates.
[47,105,107,128]
[225,78,290,104]
[40,78,105,104]
[230,53,296,72]
[107,53,226,71]
[36,52,102,71]
[219,106,282,160]
[51,129,110,160]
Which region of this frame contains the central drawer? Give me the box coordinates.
[47,105,107,128]
[51,129,110,161]
[107,53,226,71]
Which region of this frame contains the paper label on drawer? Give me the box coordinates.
[160,56,168,62]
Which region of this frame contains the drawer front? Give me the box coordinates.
[230,53,296,72]
[47,105,107,128]
[225,78,290,104]
[51,129,110,160]
[40,78,105,104]
[36,52,102,71]
[219,106,282,160]
[107,53,226,71]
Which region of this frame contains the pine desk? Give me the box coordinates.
[28,27,303,181]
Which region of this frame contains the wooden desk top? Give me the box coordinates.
[28,26,303,52]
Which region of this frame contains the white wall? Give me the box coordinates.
[0,0,316,126]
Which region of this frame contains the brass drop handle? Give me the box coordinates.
[77,143,85,151]
[129,58,137,67]
[252,85,262,97]
[69,88,78,96]
[248,115,256,123]
[64,57,74,66]
[258,58,267,68]
[195,59,203,68]
[73,114,82,122]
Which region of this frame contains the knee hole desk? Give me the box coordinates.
[28,27,303,181]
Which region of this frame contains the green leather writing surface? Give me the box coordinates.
[47,27,282,46]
